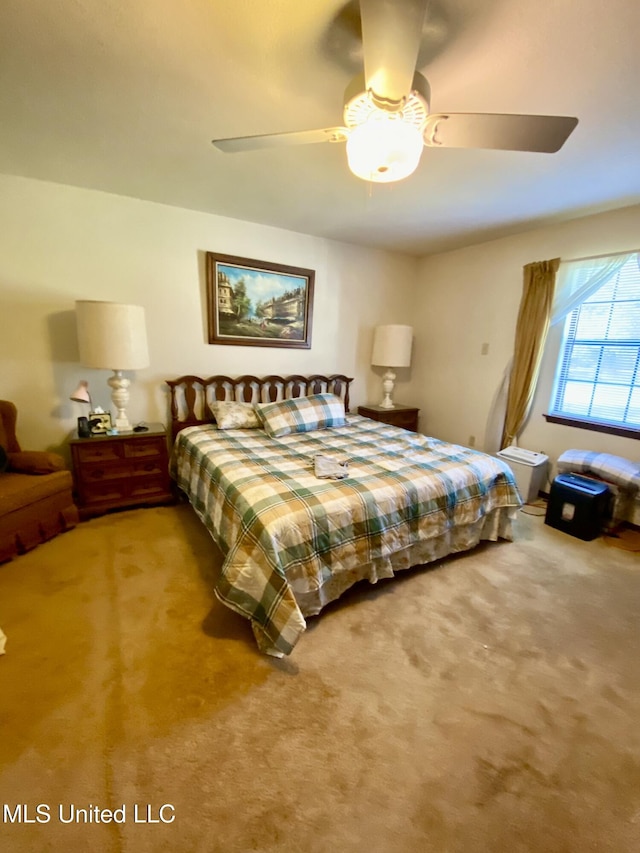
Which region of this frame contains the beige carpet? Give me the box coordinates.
[604,525,640,552]
[1,504,639,853]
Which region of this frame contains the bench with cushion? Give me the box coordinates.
[557,450,640,527]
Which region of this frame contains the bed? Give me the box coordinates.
[167,374,522,656]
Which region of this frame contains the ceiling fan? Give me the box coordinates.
[211,0,578,184]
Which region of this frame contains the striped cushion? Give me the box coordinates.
[557,450,640,491]
[255,394,346,438]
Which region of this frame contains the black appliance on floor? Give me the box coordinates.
[544,473,611,541]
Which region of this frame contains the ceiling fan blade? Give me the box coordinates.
[360,0,428,103]
[423,113,579,153]
[212,127,348,153]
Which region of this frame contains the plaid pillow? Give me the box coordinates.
[211,401,261,430]
[255,394,346,438]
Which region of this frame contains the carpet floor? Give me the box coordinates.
[0,504,639,853]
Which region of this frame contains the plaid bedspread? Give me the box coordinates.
[170,416,522,655]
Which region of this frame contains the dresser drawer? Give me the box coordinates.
[124,437,165,459]
[81,480,129,506]
[70,424,172,518]
[132,458,165,476]
[74,442,124,463]
[390,410,419,430]
[81,474,169,507]
[78,457,166,483]
[357,405,419,432]
[129,476,169,499]
[78,461,131,484]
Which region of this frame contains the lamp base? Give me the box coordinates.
[108,370,133,432]
[379,369,397,409]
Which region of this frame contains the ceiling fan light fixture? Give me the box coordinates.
[346,113,424,183]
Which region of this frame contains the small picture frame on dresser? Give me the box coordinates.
[88,412,112,436]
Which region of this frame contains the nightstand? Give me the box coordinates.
[70,424,173,519]
[357,404,420,432]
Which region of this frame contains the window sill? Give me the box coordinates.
[544,413,639,440]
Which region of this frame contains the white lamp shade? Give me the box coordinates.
[371,325,413,368]
[346,115,424,183]
[76,301,149,370]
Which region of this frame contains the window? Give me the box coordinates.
[547,254,640,438]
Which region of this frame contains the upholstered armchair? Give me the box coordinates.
[0,401,79,563]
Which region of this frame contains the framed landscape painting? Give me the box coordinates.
[206,252,315,349]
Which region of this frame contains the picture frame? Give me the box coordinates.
[206,252,314,349]
[88,412,112,436]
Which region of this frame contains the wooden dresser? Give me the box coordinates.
[70,424,172,518]
[357,404,420,432]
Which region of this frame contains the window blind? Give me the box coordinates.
[549,255,640,431]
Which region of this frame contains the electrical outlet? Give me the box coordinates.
[481,342,489,355]
[468,435,476,447]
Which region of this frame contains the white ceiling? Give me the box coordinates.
[1,0,639,256]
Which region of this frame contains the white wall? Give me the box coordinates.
[0,174,418,456]
[409,203,640,484]
[2,172,637,481]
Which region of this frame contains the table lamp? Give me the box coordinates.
[69,380,92,408]
[75,300,149,432]
[371,324,413,409]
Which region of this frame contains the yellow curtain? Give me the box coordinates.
[501,258,560,448]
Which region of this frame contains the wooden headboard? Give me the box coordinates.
[165,374,354,441]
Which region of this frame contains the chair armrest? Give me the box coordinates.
[7,451,66,475]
